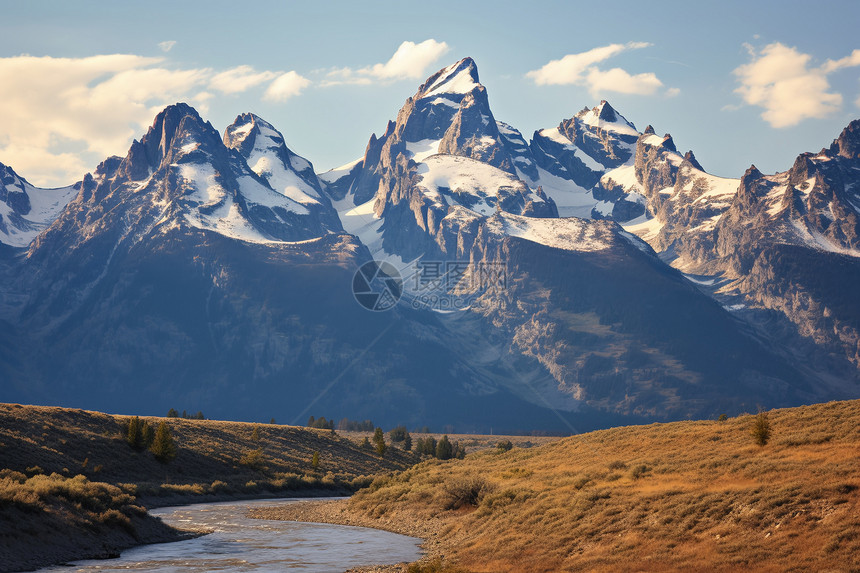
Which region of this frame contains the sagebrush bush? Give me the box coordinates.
[444,475,494,510]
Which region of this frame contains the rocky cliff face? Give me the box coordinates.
[328,58,556,262]
[381,209,818,419]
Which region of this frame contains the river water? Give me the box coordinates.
[37,498,422,572]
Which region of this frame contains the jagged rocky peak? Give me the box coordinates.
[0,162,29,212]
[683,150,704,171]
[830,118,860,159]
[597,100,618,121]
[120,103,222,181]
[574,100,638,138]
[223,112,327,207]
[224,112,299,166]
[415,57,481,102]
[394,57,513,172]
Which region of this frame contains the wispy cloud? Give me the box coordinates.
[158,40,176,53]
[0,54,309,186]
[526,42,674,97]
[321,39,449,86]
[733,43,860,128]
[209,65,279,94]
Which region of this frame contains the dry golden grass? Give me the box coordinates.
[0,403,415,501]
[0,470,186,572]
[346,400,860,572]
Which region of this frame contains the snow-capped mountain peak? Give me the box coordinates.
[578,100,639,138]
[224,112,325,207]
[417,57,481,101]
[0,162,78,247]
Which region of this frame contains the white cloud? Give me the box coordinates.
[158,40,176,53]
[734,43,860,128]
[210,65,278,94]
[526,42,672,98]
[0,54,310,187]
[321,39,449,86]
[584,67,663,96]
[263,71,312,102]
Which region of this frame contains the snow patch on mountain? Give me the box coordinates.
[416,155,533,216]
[406,139,442,163]
[485,212,613,252]
[422,60,479,99]
[516,168,594,218]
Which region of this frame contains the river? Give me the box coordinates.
[37,498,422,572]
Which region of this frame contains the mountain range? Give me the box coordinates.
[1,57,858,432]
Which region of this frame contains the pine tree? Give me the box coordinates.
[403,434,412,451]
[436,435,453,460]
[126,416,153,451]
[752,409,772,446]
[150,421,177,463]
[141,421,155,448]
[416,436,437,456]
[126,416,142,449]
[251,426,261,442]
[373,427,387,458]
[166,408,179,418]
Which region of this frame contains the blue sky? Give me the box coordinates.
[2,0,859,186]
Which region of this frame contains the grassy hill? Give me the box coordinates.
[257,400,860,572]
[0,403,416,571]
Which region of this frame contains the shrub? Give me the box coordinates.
[496,440,513,452]
[752,409,772,446]
[444,475,494,510]
[718,413,728,422]
[390,425,409,442]
[240,448,265,470]
[311,451,320,470]
[630,464,650,479]
[210,480,231,494]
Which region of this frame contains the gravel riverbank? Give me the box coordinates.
[249,498,448,573]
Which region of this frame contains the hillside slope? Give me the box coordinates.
[257,400,860,572]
